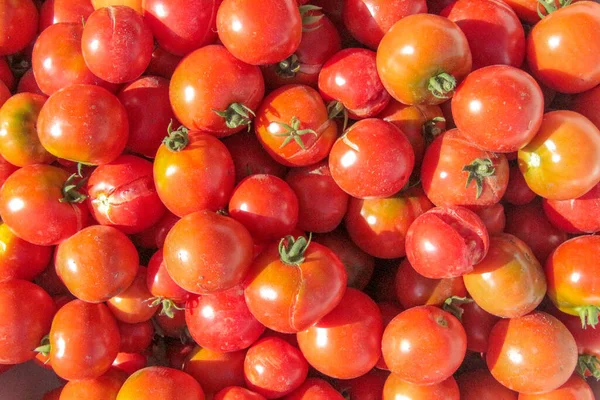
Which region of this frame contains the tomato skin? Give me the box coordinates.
[244,337,309,399]
[329,119,414,199]
[456,369,517,400]
[0,154,17,188]
[146,249,189,302]
[215,387,266,400]
[164,211,254,294]
[118,320,153,354]
[0,222,52,283]
[0,58,14,90]
[319,48,391,119]
[377,14,472,105]
[332,369,388,400]
[0,280,55,364]
[0,164,90,246]
[169,45,265,137]
[55,225,139,303]
[487,311,578,394]
[0,82,9,108]
[460,301,500,353]
[43,387,64,400]
[16,68,44,96]
[145,46,182,79]
[38,0,95,31]
[184,347,246,396]
[59,368,128,400]
[284,378,344,400]
[132,211,179,249]
[543,182,600,234]
[92,0,142,13]
[503,164,537,206]
[153,132,235,217]
[297,288,383,379]
[518,110,600,200]
[217,0,302,66]
[570,84,600,130]
[107,267,157,324]
[527,2,600,93]
[0,0,38,57]
[383,374,459,400]
[518,375,594,400]
[185,285,265,352]
[117,366,205,400]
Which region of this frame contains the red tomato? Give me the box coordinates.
[55,225,139,303]
[0,154,17,188]
[132,211,179,249]
[107,267,157,324]
[383,374,459,400]
[169,45,265,137]
[117,320,153,354]
[503,164,537,206]
[297,288,383,379]
[0,0,38,57]
[377,14,472,105]
[91,0,142,13]
[244,337,308,399]
[114,352,147,375]
[214,387,266,400]
[470,204,504,236]
[155,305,187,339]
[519,374,594,400]
[0,280,55,364]
[452,65,543,152]
[459,300,500,353]
[487,311,578,394]
[0,82,9,108]
[0,222,52,282]
[38,0,95,31]
[0,57,14,90]
[116,366,205,400]
[164,210,254,294]
[543,181,600,234]
[35,262,70,296]
[332,369,388,400]
[456,369,517,400]
[570,84,600,129]
[59,368,128,400]
[146,249,189,302]
[284,378,344,400]
[16,68,44,96]
[184,347,246,396]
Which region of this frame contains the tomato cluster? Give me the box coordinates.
[1,0,600,399]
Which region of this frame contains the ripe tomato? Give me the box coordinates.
[329,118,414,199]
[254,84,337,167]
[0,57,14,89]
[518,110,600,200]
[284,378,344,400]
[519,374,594,400]
[107,267,157,324]
[37,84,128,165]
[59,368,128,400]
[0,280,55,364]
[153,128,235,216]
[91,0,142,13]
[155,305,187,339]
[38,0,95,31]
[145,46,182,79]
[487,311,578,394]
[456,369,517,400]
[377,14,472,105]
[169,45,265,137]
[117,366,205,400]
[460,300,501,353]
[570,84,600,129]
[543,181,600,234]
[16,68,44,96]
[184,347,246,396]
[421,129,509,206]
[0,222,52,282]
[55,225,139,303]
[146,249,189,302]
[112,352,147,375]
[164,210,254,294]
[244,337,308,399]
[463,233,546,318]
[383,374,459,400]
[217,0,302,65]
[117,320,153,354]
[503,164,537,206]
[0,164,90,246]
[0,154,16,188]
[527,1,600,93]
[132,211,179,249]
[471,202,505,235]
[0,0,38,57]
[215,387,266,400]
[333,369,388,400]
[0,82,9,108]
[297,288,383,379]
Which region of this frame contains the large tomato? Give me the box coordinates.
[0,222,52,282]
[0,0,38,57]
[117,367,205,400]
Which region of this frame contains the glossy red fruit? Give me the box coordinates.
[503,164,537,206]
[460,300,501,353]
[183,347,246,396]
[332,368,388,400]
[107,267,158,324]
[519,374,594,400]
[145,46,182,79]
[383,374,460,400]
[116,366,205,399]
[284,378,344,400]
[146,249,189,302]
[38,0,95,31]
[118,320,153,354]
[0,0,38,57]
[570,84,600,130]
[543,181,600,234]
[0,222,51,283]
[16,68,44,96]
[132,211,179,249]
[215,387,266,400]
[456,369,517,400]
[0,58,14,90]
[471,203,505,235]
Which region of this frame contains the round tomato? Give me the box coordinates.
[383,374,459,400]
[59,368,128,400]
[117,320,153,354]
[570,84,600,129]
[0,82,9,108]
[460,300,501,353]
[0,57,14,89]
[184,347,246,396]
[285,378,344,400]
[543,181,600,234]
[519,375,594,400]
[146,249,190,302]
[503,164,537,206]
[16,68,44,96]
[333,369,388,400]
[214,387,266,400]
[0,0,38,57]
[91,0,142,13]
[117,366,205,400]
[472,203,506,235]
[132,211,179,249]
[38,0,95,31]
[456,369,517,400]
[107,267,157,324]
[0,222,52,283]
[145,46,182,79]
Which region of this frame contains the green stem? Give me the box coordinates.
[428,72,457,99]
[60,173,88,204]
[442,296,474,322]
[575,306,600,329]
[577,354,600,380]
[34,335,51,357]
[213,103,256,131]
[273,116,318,150]
[276,54,301,79]
[327,101,349,131]
[537,0,573,19]
[462,158,496,199]
[163,121,189,152]
[422,116,445,145]
[279,233,313,266]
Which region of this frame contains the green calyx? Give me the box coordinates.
[279,233,313,266]
[422,116,446,144]
[273,116,317,150]
[577,354,600,380]
[148,297,184,319]
[327,100,349,132]
[576,306,600,329]
[463,158,496,199]
[34,335,51,357]
[213,103,256,131]
[442,296,474,322]
[299,5,324,32]
[60,165,88,204]
[276,54,301,79]
[163,120,189,152]
[537,0,573,19]
[428,72,457,99]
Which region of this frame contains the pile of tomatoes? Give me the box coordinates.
[2,0,600,399]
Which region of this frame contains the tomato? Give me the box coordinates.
[394,259,467,309]
[0,222,52,282]
[153,128,235,217]
[344,186,433,259]
[456,369,517,400]
[0,81,9,108]
[519,374,594,400]
[186,285,265,352]
[527,2,600,93]
[244,337,308,399]
[92,0,142,13]
[164,210,254,294]
[329,119,414,199]
[570,84,600,130]
[519,110,600,200]
[457,300,500,353]
[297,288,383,379]
[375,302,403,370]
[143,0,220,57]
[107,267,157,324]
[0,280,55,364]
[0,164,90,246]
[117,320,153,354]
[169,45,265,137]
[254,84,337,167]
[55,225,139,303]
[441,0,525,70]
[487,311,578,394]
[383,374,459,400]
[117,366,205,400]
[503,164,537,206]
[215,387,266,400]
[377,14,472,105]
[16,68,44,96]
[146,249,189,302]
[451,66,543,152]
[421,129,509,207]
[59,368,128,400]
[184,347,246,396]
[155,306,187,339]
[284,378,344,400]
[0,57,14,90]
[118,76,179,159]
[217,0,302,65]
[0,154,17,188]
[0,0,38,57]
[473,203,506,235]
[0,93,54,167]
[502,0,570,24]
[463,234,546,318]
[333,369,388,400]
[112,352,146,375]
[38,0,95,31]
[543,181,600,234]
[132,211,179,249]
[319,48,391,119]
[36,262,69,297]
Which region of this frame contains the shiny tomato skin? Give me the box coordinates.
[376,14,472,105]
[451,65,543,152]
[217,0,302,66]
[16,68,45,96]
[518,110,600,200]
[38,0,95,31]
[487,311,578,394]
[527,2,600,93]
[215,387,266,400]
[472,198,504,234]
[169,45,265,137]
[329,118,414,199]
[284,378,344,400]
[117,366,205,400]
[460,300,500,353]
[164,210,254,294]
[0,0,38,57]
[0,280,55,364]
[112,353,147,375]
[55,225,139,303]
[146,249,189,302]
[319,48,391,119]
[0,222,52,282]
[132,211,179,249]
[543,182,600,234]
[155,305,187,339]
[0,154,17,187]
[183,347,246,396]
[107,267,157,324]
[91,0,142,13]
[0,164,90,246]
[503,164,537,206]
[570,84,600,130]
[519,374,594,400]
[344,187,433,259]
[297,288,383,379]
[153,131,235,217]
[383,374,459,400]
[49,300,120,381]
[117,320,153,354]
[59,368,128,400]
[456,369,517,400]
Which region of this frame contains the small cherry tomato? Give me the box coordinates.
[0,0,38,57]
[456,369,517,400]
[146,249,190,302]
[59,368,128,400]
[460,300,501,353]
[0,222,52,283]
[333,368,388,400]
[570,84,600,130]
[184,347,246,396]
[117,366,205,400]
[132,211,179,249]
[117,320,153,354]
[284,378,344,400]
[383,374,459,400]
[107,267,158,324]
[38,0,95,31]
[503,164,537,206]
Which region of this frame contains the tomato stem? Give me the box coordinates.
[213,102,256,131]
[576,305,600,329]
[148,297,181,319]
[299,5,324,32]
[462,158,496,199]
[273,116,317,150]
[422,116,445,145]
[442,296,473,322]
[537,0,573,19]
[577,354,600,380]
[34,335,51,357]
[163,121,189,152]
[279,233,313,266]
[428,72,457,99]
[276,54,301,79]
[327,101,349,131]
[60,173,88,204]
